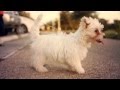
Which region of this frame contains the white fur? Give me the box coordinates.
[29,16,104,74]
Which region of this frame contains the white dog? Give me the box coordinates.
[29,16,105,74]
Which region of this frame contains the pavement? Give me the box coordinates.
[0,34,30,60]
[0,36,120,79]
[0,33,28,43]
[0,32,53,60]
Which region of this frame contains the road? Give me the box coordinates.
[0,36,120,79]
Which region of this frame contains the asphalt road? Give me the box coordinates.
[0,37,120,79]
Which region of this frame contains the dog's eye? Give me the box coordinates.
[95,29,98,33]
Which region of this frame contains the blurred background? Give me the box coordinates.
[26,11,120,40]
[3,11,120,40]
[1,11,120,79]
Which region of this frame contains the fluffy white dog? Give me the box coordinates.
[29,16,105,74]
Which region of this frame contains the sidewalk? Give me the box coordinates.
[0,34,30,60]
[0,34,29,43]
[0,32,52,61]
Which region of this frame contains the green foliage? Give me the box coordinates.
[60,11,95,30]
[71,11,95,20]
[99,19,108,31]
[104,20,120,39]
[45,11,120,40]
[104,30,120,39]
[60,11,73,30]
[46,11,96,30]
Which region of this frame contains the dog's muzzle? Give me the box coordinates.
[93,33,105,45]
[96,39,104,45]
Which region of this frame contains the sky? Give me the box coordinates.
[97,11,120,23]
[26,11,60,24]
[26,11,120,24]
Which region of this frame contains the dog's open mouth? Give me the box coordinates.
[96,40,104,45]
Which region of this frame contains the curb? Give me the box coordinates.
[1,34,29,43]
[0,34,30,60]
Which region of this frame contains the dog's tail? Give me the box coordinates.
[29,14,43,42]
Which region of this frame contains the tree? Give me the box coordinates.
[99,19,108,31]
[114,20,120,34]
[60,11,97,30]
[71,11,95,20]
[60,11,71,30]
[49,11,99,31]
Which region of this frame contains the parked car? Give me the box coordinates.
[3,11,29,35]
[19,16,34,33]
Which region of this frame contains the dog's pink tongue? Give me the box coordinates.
[96,40,104,45]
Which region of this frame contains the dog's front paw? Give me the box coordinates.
[34,66,48,73]
[78,68,85,74]
[81,69,85,74]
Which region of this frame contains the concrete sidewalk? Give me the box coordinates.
[0,31,55,43]
[0,34,29,43]
[0,34,30,61]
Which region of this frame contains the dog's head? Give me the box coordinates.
[80,16,105,44]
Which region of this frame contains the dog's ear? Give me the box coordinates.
[81,16,90,28]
